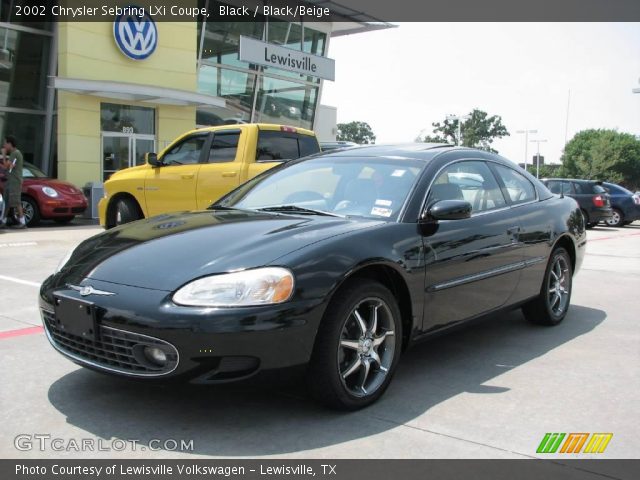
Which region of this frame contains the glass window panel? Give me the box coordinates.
[0,111,44,167]
[197,65,255,125]
[200,10,264,67]
[162,135,207,165]
[255,75,317,130]
[257,131,299,161]
[209,132,239,163]
[100,103,155,134]
[298,135,320,157]
[0,27,50,110]
[494,164,536,204]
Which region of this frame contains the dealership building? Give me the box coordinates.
[0,0,387,187]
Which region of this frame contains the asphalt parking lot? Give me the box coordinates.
[0,221,638,459]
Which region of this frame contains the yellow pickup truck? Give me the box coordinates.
[98,123,320,228]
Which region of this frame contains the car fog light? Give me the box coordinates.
[144,346,167,365]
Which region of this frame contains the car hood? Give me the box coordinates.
[24,178,83,195]
[55,209,382,291]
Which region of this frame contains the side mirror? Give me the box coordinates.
[146,152,161,167]
[422,199,472,221]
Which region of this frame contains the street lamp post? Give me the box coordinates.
[446,114,471,146]
[530,138,547,178]
[516,129,538,171]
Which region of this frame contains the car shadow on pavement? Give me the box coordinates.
[47,305,605,456]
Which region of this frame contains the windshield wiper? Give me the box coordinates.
[257,205,342,217]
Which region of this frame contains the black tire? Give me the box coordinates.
[21,196,40,226]
[605,208,624,228]
[522,247,573,326]
[53,216,75,224]
[113,198,141,226]
[307,280,403,410]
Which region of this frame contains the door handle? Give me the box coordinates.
[181,174,195,179]
[222,171,238,178]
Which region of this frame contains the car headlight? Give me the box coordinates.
[172,267,294,307]
[42,186,59,198]
[55,248,75,273]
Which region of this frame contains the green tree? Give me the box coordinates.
[336,121,376,144]
[561,129,640,188]
[418,109,509,153]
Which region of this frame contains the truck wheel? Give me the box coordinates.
[114,198,141,226]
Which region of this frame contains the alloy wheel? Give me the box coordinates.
[337,297,396,397]
[606,210,621,227]
[21,200,34,224]
[547,255,570,317]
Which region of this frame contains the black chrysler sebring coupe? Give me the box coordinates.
[40,144,586,409]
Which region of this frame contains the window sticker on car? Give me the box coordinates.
[375,199,393,207]
[371,206,393,217]
[391,169,406,177]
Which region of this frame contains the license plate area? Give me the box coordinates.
[54,294,98,341]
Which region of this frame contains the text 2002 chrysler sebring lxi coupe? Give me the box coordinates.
[40,145,586,409]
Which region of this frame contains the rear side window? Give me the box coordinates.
[299,135,321,157]
[547,180,572,195]
[592,184,606,194]
[493,164,536,204]
[256,130,318,161]
[208,132,240,163]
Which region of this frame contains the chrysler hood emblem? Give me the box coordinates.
[67,284,116,297]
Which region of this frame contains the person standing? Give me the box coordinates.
[2,135,26,228]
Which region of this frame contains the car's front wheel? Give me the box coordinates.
[308,280,402,410]
[522,247,573,326]
[21,196,40,226]
[114,198,141,226]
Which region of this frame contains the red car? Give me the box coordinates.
[0,162,87,226]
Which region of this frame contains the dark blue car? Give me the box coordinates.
[602,182,640,227]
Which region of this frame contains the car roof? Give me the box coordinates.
[319,143,458,160]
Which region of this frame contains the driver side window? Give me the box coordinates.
[162,135,207,165]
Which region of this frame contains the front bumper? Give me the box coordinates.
[39,195,88,218]
[40,278,325,384]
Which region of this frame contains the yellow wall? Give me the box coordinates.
[57,21,198,186]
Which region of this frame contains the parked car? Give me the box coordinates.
[0,162,87,227]
[98,124,320,229]
[541,178,612,228]
[601,182,640,227]
[320,141,358,151]
[42,145,585,409]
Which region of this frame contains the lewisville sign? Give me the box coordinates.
[239,36,335,81]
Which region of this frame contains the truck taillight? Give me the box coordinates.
[593,195,605,207]
[280,126,297,133]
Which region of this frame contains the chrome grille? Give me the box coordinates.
[42,309,179,376]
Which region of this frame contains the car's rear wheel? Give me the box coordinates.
[522,247,572,326]
[114,198,141,226]
[605,208,623,227]
[21,196,40,226]
[308,280,402,410]
[54,216,74,224]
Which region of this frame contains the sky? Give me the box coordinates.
[321,23,640,165]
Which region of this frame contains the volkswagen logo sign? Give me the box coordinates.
[113,7,157,60]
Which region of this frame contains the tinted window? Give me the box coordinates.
[547,180,572,195]
[493,165,536,204]
[592,184,607,194]
[428,161,506,213]
[257,132,299,161]
[162,135,206,165]
[299,135,320,157]
[208,132,240,163]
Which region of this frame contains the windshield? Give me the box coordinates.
[23,162,48,178]
[217,157,424,220]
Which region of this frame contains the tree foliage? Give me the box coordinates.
[560,129,640,188]
[336,121,376,144]
[418,109,509,153]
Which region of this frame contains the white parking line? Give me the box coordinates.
[0,241,38,248]
[0,274,41,288]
